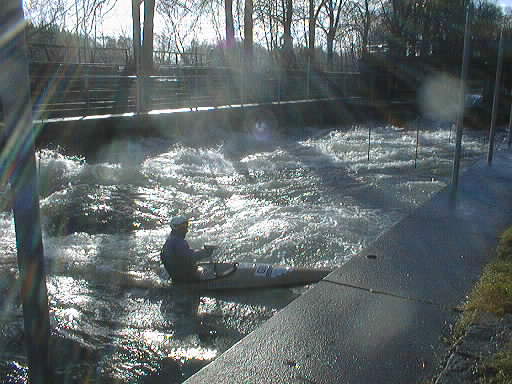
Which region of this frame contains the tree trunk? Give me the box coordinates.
[131,0,142,112]
[132,0,141,67]
[142,0,155,74]
[308,0,315,60]
[225,0,235,47]
[142,0,155,111]
[75,0,81,63]
[244,0,253,66]
[282,0,294,67]
[327,33,334,68]
[361,0,370,56]
[326,0,343,69]
[388,0,411,57]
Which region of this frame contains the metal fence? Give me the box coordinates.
[28,43,131,65]
[28,63,362,119]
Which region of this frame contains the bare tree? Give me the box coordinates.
[70,0,117,62]
[351,0,378,56]
[131,0,155,110]
[225,0,235,46]
[132,0,142,66]
[25,0,117,62]
[319,0,347,68]
[379,0,414,56]
[281,0,294,67]
[244,0,254,64]
[24,0,69,29]
[157,0,212,62]
[142,0,155,73]
[254,0,279,51]
[308,0,327,61]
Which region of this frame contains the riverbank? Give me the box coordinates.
[433,227,512,384]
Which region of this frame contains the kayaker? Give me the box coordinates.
[161,215,214,282]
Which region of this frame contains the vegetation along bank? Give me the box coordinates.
[433,226,512,384]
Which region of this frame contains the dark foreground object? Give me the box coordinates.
[183,152,512,384]
[176,262,332,291]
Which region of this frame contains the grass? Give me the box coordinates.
[452,226,512,383]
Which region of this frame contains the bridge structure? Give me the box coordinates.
[27,62,361,120]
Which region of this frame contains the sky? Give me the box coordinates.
[101,1,136,37]
[100,1,220,43]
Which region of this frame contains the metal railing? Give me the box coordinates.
[29,63,362,119]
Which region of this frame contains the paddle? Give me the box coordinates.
[203,244,218,256]
[203,244,218,274]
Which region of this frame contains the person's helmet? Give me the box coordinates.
[170,215,189,229]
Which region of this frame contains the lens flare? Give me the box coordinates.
[419,73,463,121]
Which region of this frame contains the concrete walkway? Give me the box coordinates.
[184,151,512,384]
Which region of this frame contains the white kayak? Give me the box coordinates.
[174,262,333,291]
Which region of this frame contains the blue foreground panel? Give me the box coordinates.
[184,152,512,384]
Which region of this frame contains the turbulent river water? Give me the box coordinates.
[0,119,505,383]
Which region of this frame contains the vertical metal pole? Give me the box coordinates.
[451,5,472,201]
[132,0,142,114]
[194,69,199,110]
[487,28,504,165]
[367,125,371,161]
[306,56,311,99]
[414,123,420,168]
[343,72,347,98]
[508,91,512,148]
[278,68,282,104]
[84,67,90,115]
[1,1,51,383]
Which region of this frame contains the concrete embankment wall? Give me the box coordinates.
[35,98,417,156]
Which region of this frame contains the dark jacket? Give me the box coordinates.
[161,231,202,282]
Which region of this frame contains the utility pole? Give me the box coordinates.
[0,1,51,384]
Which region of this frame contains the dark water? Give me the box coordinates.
[0,121,504,383]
